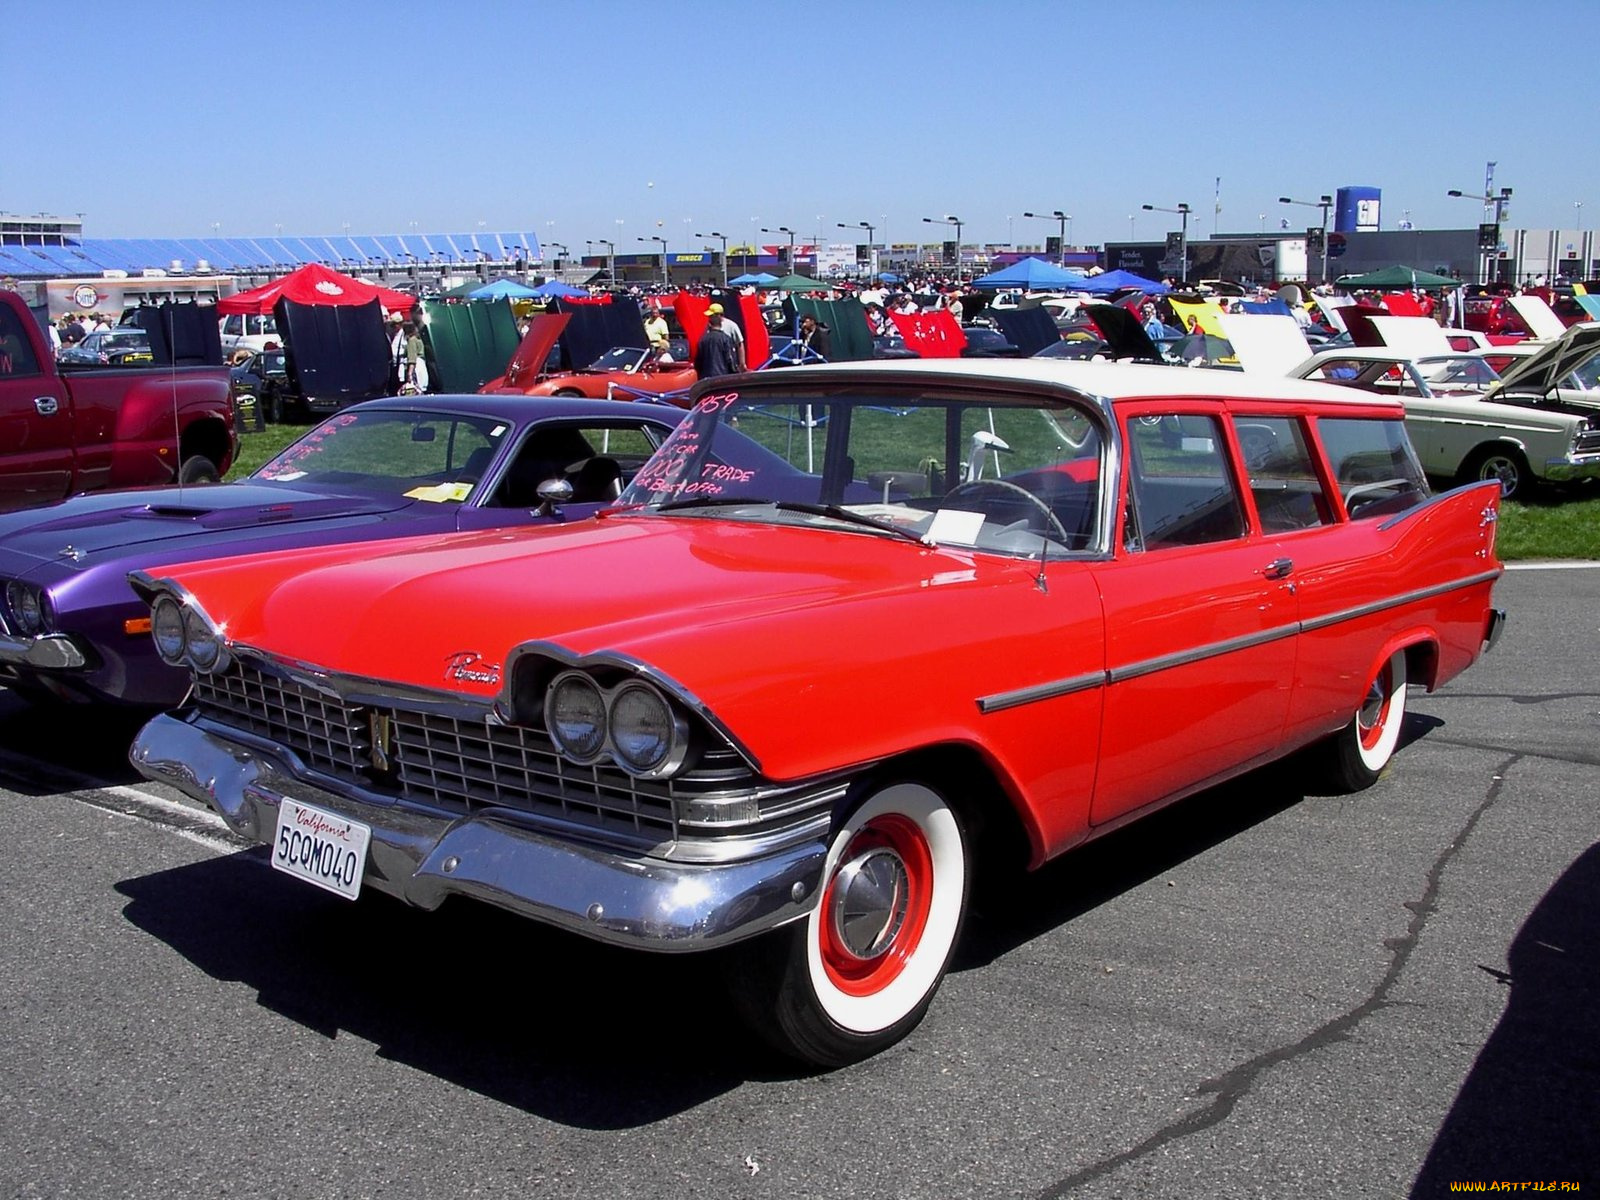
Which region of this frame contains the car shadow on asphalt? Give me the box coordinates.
[956,710,1445,968]
[1409,842,1599,1195]
[114,851,775,1123]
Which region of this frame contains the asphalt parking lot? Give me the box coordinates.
[0,565,1593,1199]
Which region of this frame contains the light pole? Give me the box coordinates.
[597,238,616,284]
[922,215,964,278]
[1278,194,1334,284]
[1023,210,1070,265]
[1128,214,1135,240]
[761,226,796,274]
[695,231,728,287]
[546,241,568,269]
[838,220,877,278]
[638,236,668,286]
[1448,186,1513,284]
[1142,202,1192,284]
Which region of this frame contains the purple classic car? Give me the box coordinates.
[0,394,691,707]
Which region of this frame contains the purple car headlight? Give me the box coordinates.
[5,581,46,636]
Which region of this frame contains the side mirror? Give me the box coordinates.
[536,477,574,516]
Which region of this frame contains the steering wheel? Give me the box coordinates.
[944,479,1072,545]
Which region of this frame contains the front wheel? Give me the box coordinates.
[727,781,969,1068]
[1459,445,1532,500]
[1323,650,1408,792]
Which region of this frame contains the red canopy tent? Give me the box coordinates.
[215,263,416,316]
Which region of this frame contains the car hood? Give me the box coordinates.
[153,514,1072,774]
[1487,321,1600,400]
[0,484,413,574]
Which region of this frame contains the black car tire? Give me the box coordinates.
[178,455,220,485]
[1459,445,1533,500]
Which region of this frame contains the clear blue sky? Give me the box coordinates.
[6,0,1592,250]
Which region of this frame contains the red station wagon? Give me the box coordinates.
[130,359,1506,1066]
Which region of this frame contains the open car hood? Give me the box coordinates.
[0,484,411,572]
[497,313,570,390]
[1487,321,1600,400]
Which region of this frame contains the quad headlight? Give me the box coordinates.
[148,593,229,673]
[543,671,690,778]
[545,672,608,762]
[5,581,46,636]
[151,596,188,663]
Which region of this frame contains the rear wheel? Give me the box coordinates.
[1459,445,1532,500]
[728,781,969,1068]
[178,455,220,485]
[1324,651,1408,791]
[553,388,585,398]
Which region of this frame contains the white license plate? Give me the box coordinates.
[271,799,371,901]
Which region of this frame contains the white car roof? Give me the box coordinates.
[768,357,1406,413]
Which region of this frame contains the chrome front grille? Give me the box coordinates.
[191,659,781,846]
[197,663,368,779]
[1575,428,1600,455]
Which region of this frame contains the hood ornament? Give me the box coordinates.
[57,545,86,562]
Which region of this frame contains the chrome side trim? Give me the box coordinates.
[1299,570,1503,634]
[977,671,1105,714]
[977,569,1501,714]
[1107,623,1299,685]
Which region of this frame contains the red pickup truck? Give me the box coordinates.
[0,290,237,513]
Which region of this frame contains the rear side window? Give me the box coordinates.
[1315,417,1429,519]
[0,307,41,377]
[1236,417,1334,532]
[1125,414,1247,550]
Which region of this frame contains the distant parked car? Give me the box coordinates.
[57,328,153,366]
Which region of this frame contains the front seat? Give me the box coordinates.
[568,456,623,503]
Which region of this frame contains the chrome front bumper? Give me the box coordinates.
[1542,451,1600,483]
[0,630,88,670]
[131,713,828,951]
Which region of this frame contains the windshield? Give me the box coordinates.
[588,346,649,372]
[253,409,508,500]
[618,384,1105,554]
[1417,356,1500,390]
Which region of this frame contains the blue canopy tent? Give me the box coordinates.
[971,257,1089,290]
[529,279,590,299]
[468,278,541,300]
[729,272,779,285]
[1073,269,1169,295]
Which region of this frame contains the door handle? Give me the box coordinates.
[1262,558,1294,580]
[33,396,60,417]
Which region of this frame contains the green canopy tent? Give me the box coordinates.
[1335,265,1461,290]
[772,273,831,292]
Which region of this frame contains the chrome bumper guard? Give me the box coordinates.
[1484,607,1508,652]
[131,713,827,951]
[0,630,87,670]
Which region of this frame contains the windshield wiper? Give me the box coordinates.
[772,501,929,545]
[649,496,777,513]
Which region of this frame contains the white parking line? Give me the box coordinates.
[1504,561,1600,570]
[0,744,245,854]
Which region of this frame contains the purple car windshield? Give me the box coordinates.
[254,409,510,500]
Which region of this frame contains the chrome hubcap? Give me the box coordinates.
[828,848,909,961]
[1358,677,1387,733]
